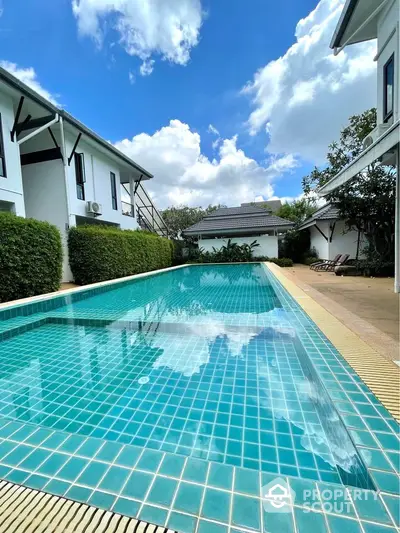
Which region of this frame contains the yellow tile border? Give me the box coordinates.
[265,262,400,422]
[0,479,176,533]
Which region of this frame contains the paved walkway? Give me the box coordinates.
[280,265,399,362]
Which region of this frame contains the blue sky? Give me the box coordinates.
[0,0,376,208]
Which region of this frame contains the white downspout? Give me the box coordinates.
[59,116,74,229]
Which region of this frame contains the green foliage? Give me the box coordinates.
[276,198,317,224]
[303,108,396,265]
[0,213,62,303]
[267,257,293,267]
[191,239,260,263]
[279,228,312,263]
[68,226,174,285]
[161,204,224,241]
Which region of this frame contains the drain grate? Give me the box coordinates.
[0,480,176,533]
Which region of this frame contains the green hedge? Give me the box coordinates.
[0,213,62,303]
[69,226,174,285]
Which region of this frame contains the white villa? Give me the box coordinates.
[0,66,167,282]
[298,203,365,261]
[320,0,400,291]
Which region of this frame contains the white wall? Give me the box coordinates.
[309,221,364,260]
[65,134,138,231]
[22,160,71,281]
[309,223,330,259]
[0,92,25,216]
[199,235,278,257]
[377,0,400,125]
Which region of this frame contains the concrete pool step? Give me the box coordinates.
[0,479,176,533]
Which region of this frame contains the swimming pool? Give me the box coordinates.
[0,263,398,532]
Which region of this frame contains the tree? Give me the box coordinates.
[276,198,317,224]
[302,108,396,265]
[161,205,223,240]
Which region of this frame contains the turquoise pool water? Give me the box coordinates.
[0,264,398,533]
[0,265,372,488]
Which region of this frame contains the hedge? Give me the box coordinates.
[68,225,174,285]
[0,213,62,303]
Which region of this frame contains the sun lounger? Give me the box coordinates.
[310,254,341,270]
[314,254,350,272]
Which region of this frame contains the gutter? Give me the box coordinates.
[0,66,153,179]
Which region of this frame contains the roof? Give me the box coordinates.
[298,203,340,230]
[183,205,293,235]
[241,200,282,213]
[0,66,152,180]
[331,0,385,50]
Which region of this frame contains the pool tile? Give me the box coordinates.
[122,470,153,500]
[76,461,109,487]
[201,488,231,523]
[327,515,363,533]
[361,523,398,533]
[235,468,260,496]
[44,479,69,496]
[115,445,141,468]
[56,456,89,482]
[197,520,228,533]
[89,490,116,509]
[147,476,177,507]
[98,466,130,493]
[96,441,122,462]
[208,463,233,490]
[38,452,68,476]
[232,494,261,531]
[65,485,92,503]
[112,497,141,517]
[370,471,400,494]
[168,512,197,533]
[294,507,328,533]
[139,505,168,525]
[263,509,295,533]
[174,482,204,515]
[25,473,51,490]
[183,458,208,483]
[136,449,163,472]
[381,494,400,527]
[351,490,394,525]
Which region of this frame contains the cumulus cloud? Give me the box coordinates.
[139,59,155,76]
[115,119,298,209]
[243,0,376,163]
[0,61,60,105]
[72,0,203,71]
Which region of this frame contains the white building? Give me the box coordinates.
[320,0,400,291]
[0,66,167,282]
[298,204,364,261]
[183,205,294,258]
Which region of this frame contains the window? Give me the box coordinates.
[110,172,117,210]
[0,114,6,178]
[384,54,394,122]
[74,152,86,200]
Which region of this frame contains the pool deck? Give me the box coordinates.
[268,263,400,422]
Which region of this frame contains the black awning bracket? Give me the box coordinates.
[67,132,82,166]
[315,224,329,242]
[10,96,25,141]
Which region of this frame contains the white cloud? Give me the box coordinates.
[115,119,298,209]
[243,0,377,163]
[207,124,219,136]
[128,71,135,84]
[0,61,59,106]
[72,0,203,71]
[139,59,155,77]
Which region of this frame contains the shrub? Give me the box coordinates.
[68,225,174,285]
[190,239,260,264]
[279,229,311,262]
[267,257,293,267]
[0,212,62,303]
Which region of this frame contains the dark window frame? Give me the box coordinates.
[0,114,7,178]
[110,171,118,210]
[383,54,395,122]
[74,152,86,201]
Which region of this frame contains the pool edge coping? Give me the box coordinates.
[265,262,400,422]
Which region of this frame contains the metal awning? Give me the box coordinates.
[319,121,400,195]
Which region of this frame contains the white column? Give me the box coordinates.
[395,143,400,293]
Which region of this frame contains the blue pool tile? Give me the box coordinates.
[374,433,400,451]
[59,434,86,454]
[232,494,261,531]
[44,479,69,496]
[208,463,233,490]
[89,490,116,510]
[19,448,49,471]
[37,453,68,476]
[327,515,363,533]
[76,461,109,487]
[370,471,400,494]
[147,476,177,507]
[2,444,32,466]
[115,446,141,468]
[381,494,400,527]
[362,523,398,533]
[112,497,140,517]
[235,468,260,496]
[350,490,394,525]
[168,512,197,533]
[98,466,130,493]
[197,520,228,533]
[201,488,231,523]
[159,454,185,478]
[183,458,208,484]
[76,439,103,458]
[56,456,89,482]
[360,449,395,472]
[122,471,153,500]
[139,505,168,526]
[263,508,295,533]
[96,441,122,463]
[174,482,204,515]
[294,507,328,533]
[25,473,50,490]
[6,469,29,484]
[136,449,163,473]
[65,485,92,503]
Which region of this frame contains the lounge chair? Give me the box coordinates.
[310,254,341,271]
[314,254,350,272]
